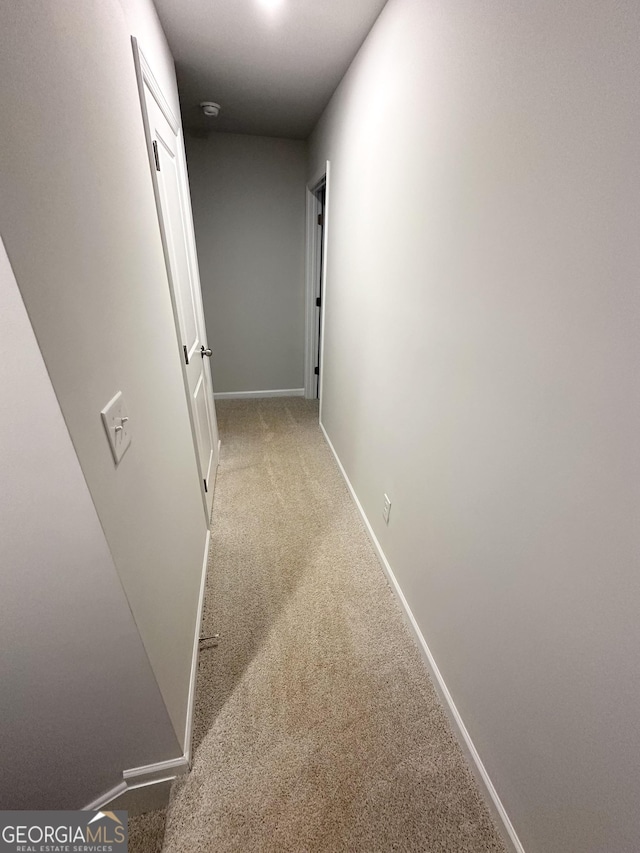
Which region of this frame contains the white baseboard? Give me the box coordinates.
[84,531,211,813]
[123,755,190,787]
[184,529,211,765]
[214,388,304,399]
[83,754,189,812]
[319,420,525,853]
[83,781,127,812]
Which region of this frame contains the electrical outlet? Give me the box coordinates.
[383,493,391,524]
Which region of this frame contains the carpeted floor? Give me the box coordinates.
[130,397,506,853]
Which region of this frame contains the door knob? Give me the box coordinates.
[201,345,212,357]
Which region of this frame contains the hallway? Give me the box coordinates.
[132,398,506,852]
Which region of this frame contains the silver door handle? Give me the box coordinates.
[201,346,212,357]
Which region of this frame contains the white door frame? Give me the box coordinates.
[304,161,331,414]
[131,37,218,523]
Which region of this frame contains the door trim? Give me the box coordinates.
[304,183,321,399]
[131,37,210,522]
[304,161,331,407]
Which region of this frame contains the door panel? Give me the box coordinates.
[139,68,219,517]
[154,130,200,359]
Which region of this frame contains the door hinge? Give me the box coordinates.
[152,140,161,171]
[317,213,323,226]
[314,366,319,375]
[183,344,189,365]
[315,297,321,307]
[203,479,208,493]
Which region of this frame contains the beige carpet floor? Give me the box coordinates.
[130,397,506,853]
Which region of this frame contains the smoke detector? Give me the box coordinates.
[200,101,221,118]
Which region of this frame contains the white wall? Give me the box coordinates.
[310,1,640,851]
[0,238,180,808]
[186,133,307,393]
[0,0,207,751]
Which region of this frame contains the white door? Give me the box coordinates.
[134,42,219,518]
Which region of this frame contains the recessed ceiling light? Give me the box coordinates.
[257,0,283,12]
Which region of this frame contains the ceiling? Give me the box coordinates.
[152,0,388,139]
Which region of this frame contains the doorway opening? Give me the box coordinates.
[304,163,330,405]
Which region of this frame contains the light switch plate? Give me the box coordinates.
[101,391,132,465]
[383,493,391,524]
